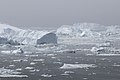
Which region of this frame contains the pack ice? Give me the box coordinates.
[0,24,57,45]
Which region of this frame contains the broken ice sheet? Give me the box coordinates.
[0,75,28,78]
[64,71,74,74]
[33,59,44,62]
[0,68,28,78]
[13,59,28,62]
[25,67,34,70]
[16,68,22,71]
[30,62,36,65]
[60,63,97,69]
[41,74,53,78]
[112,64,120,67]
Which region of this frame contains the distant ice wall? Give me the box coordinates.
[0,24,57,45]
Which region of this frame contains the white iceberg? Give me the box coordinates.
[60,63,97,69]
[56,23,106,38]
[0,23,57,45]
[56,23,120,44]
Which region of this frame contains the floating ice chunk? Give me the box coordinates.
[92,73,96,75]
[45,54,56,57]
[98,41,112,47]
[91,47,104,53]
[25,67,34,70]
[1,48,24,54]
[33,59,44,62]
[0,75,28,78]
[60,64,97,69]
[75,62,79,64]
[53,62,62,64]
[64,71,74,74]
[30,62,36,65]
[41,74,53,77]
[83,78,88,80]
[25,55,39,57]
[97,54,120,56]
[29,69,40,72]
[51,57,56,59]
[13,59,28,62]
[29,70,36,72]
[61,73,69,76]
[12,48,24,54]
[112,65,120,67]
[9,65,15,67]
[16,68,22,71]
[1,51,11,54]
[0,68,27,78]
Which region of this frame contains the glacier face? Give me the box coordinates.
[0,24,57,45]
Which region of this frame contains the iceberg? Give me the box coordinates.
[56,23,120,44]
[56,23,106,38]
[60,63,97,69]
[57,23,120,39]
[0,23,57,45]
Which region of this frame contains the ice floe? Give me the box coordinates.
[29,69,40,72]
[30,62,36,65]
[33,59,44,62]
[13,59,28,62]
[41,74,53,77]
[0,68,27,78]
[0,75,28,78]
[16,68,22,71]
[64,71,74,74]
[25,67,34,70]
[25,55,39,57]
[97,54,120,56]
[112,65,120,67]
[60,64,97,69]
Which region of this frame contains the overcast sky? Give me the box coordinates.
[0,0,120,30]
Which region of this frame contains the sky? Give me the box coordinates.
[0,0,120,30]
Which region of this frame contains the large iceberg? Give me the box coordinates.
[56,23,107,38]
[56,23,120,44]
[57,23,120,38]
[0,23,57,45]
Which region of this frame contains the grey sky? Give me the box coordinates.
[0,0,120,30]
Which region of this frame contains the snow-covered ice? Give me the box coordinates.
[112,65,120,67]
[60,63,97,69]
[0,68,28,78]
[33,59,44,62]
[25,67,34,70]
[41,74,53,77]
[30,62,36,65]
[64,71,74,74]
[0,23,57,45]
[0,75,28,78]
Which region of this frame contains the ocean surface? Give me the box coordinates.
[0,44,120,80]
